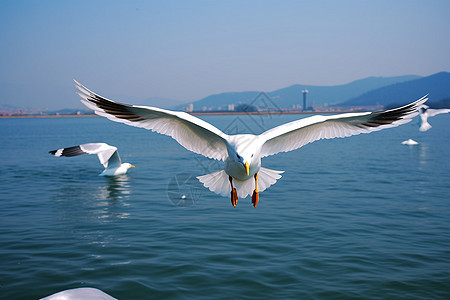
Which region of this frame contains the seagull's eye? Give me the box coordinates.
[251,154,254,158]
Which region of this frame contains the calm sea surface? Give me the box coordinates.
[1,113,449,299]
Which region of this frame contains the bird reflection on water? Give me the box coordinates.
[98,175,132,201]
[54,174,132,222]
[93,175,132,220]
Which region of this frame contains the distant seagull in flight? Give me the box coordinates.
[419,104,450,132]
[75,80,426,207]
[49,142,135,176]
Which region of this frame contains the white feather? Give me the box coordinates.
[79,143,119,168]
[197,167,283,199]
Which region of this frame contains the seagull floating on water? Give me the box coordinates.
[49,142,135,176]
[75,80,426,207]
[419,104,450,132]
[402,139,419,145]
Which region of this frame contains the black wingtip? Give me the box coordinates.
[360,96,427,129]
[48,145,85,157]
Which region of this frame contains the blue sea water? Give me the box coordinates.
[0,113,449,299]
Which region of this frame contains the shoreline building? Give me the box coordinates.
[302,89,309,111]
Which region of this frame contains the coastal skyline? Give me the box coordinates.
[1,0,450,110]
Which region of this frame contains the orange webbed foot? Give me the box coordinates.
[252,190,259,207]
[251,173,259,207]
[231,188,238,207]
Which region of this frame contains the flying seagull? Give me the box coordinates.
[419,104,450,132]
[75,80,426,207]
[49,142,135,176]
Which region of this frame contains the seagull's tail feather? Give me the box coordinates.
[197,167,284,199]
[197,170,231,197]
[257,166,284,193]
[419,121,432,132]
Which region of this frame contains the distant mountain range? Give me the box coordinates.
[340,72,450,107]
[175,74,423,110]
[176,72,450,111]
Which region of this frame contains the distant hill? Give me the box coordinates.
[425,98,450,109]
[176,75,421,110]
[267,75,421,108]
[340,72,450,107]
[178,91,260,110]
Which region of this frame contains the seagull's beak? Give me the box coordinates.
[130,165,135,168]
[244,162,249,176]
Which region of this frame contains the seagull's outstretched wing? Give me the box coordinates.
[41,287,117,300]
[75,80,229,161]
[426,108,450,117]
[259,96,427,158]
[49,143,120,168]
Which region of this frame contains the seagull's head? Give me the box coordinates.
[420,105,429,114]
[234,152,252,176]
[229,135,261,176]
[123,163,135,170]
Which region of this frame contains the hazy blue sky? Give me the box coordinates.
[1,0,449,109]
